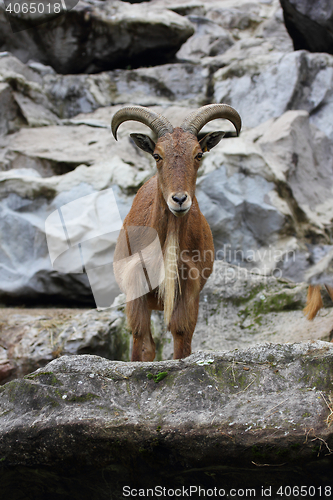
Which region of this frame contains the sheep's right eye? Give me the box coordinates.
[153,154,161,161]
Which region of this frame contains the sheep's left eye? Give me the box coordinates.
[153,154,161,161]
[196,152,203,160]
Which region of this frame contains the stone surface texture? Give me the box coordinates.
[1,262,333,386]
[0,343,332,498]
[0,1,194,73]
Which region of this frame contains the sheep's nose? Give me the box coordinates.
[172,193,187,206]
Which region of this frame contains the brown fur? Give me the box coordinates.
[113,129,214,361]
[303,283,333,321]
[303,284,324,320]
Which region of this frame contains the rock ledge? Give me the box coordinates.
[0,341,332,498]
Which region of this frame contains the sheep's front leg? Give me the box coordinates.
[170,292,199,360]
[126,298,155,362]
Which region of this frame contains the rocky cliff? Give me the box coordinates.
[1,1,333,496]
[1,0,333,305]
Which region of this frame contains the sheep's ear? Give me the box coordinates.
[199,131,225,152]
[130,133,156,155]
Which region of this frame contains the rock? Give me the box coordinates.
[0,53,61,126]
[176,15,234,63]
[0,83,19,134]
[256,2,295,54]
[0,53,107,120]
[107,63,209,107]
[2,262,332,382]
[201,0,294,63]
[213,51,299,129]
[0,300,129,385]
[12,92,60,127]
[42,72,117,118]
[255,111,333,229]
[0,53,208,121]
[280,0,333,54]
[159,261,333,359]
[196,110,333,281]
[2,124,114,176]
[0,165,139,305]
[0,51,42,83]
[196,167,286,260]
[1,106,333,304]
[0,1,194,74]
[213,50,333,142]
[0,111,155,175]
[28,63,209,119]
[0,343,332,496]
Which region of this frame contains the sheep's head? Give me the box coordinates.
[111,105,241,217]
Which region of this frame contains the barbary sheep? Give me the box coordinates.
[111,104,241,361]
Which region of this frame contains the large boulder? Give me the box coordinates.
[196,110,333,282]
[0,343,332,497]
[0,165,139,305]
[174,0,294,65]
[213,50,333,142]
[0,1,194,73]
[280,0,333,54]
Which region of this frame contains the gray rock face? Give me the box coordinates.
[0,343,332,497]
[0,83,20,135]
[176,15,234,63]
[0,166,138,305]
[0,0,333,300]
[108,63,209,107]
[0,1,194,73]
[196,110,333,281]
[0,54,208,121]
[280,0,333,54]
[213,50,333,141]
[196,167,285,257]
[1,105,333,303]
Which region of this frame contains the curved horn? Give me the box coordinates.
[111,105,174,140]
[181,104,242,137]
